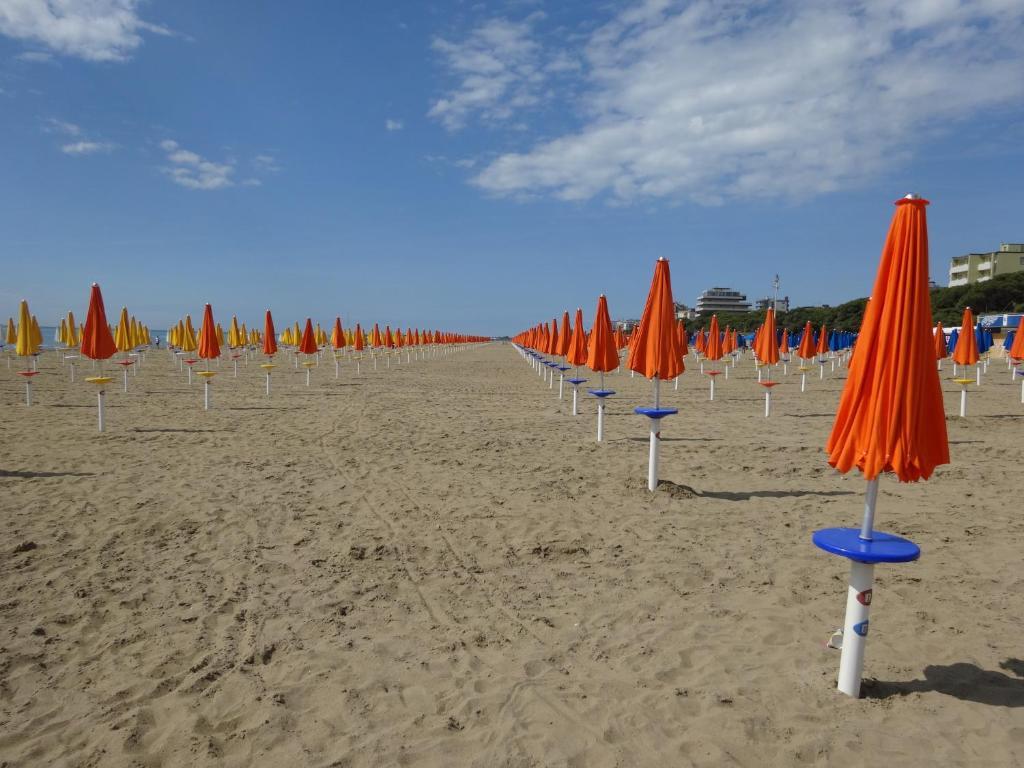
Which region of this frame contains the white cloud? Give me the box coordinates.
[160,139,235,190]
[61,140,112,154]
[15,50,51,62]
[252,153,280,172]
[471,0,1024,203]
[0,0,171,62]
[42,117,79,135]
[385,118,403,131]
[428,14,551,131]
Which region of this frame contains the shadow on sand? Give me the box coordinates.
[0,469,95,478]
[863,660,1024,707]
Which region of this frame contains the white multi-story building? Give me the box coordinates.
[948,243,1024,287]
[695,287,751,315]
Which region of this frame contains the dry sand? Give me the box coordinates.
[1,344,1022,767]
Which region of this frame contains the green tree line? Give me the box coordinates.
[690,272,1024,332]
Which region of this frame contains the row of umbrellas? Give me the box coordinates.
[516,194,956,700]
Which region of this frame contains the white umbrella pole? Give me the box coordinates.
[335,359,340,378]
[837,478,879,698]
[233,359,238,377]
[597,401,605,442]
[306,368,311,387]
[204,380,211,410]
[1020,378,1024,404]
[558,373,564,399]
[70,363,75,383]
[572,386,578,416]
[97,389,105,432]
[801,372,807,392]
[123,367,128,393]
[976,364,981,386]
[25,380,32,406]
[187,366,192,385]
[266,372,271,396]
[960,385,968,418]
[709,377,715,401]
[647,378,661,492]
[765,389,771,417]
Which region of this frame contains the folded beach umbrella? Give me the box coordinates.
[112,307,136,391]
[195,304,220,408]
[585,296,619,441]
[1009,316,1024,360]
[816,323,829,360]
[79,284,119,426]
[816,194,948,698]
[14,299,42,404]
[676,320,688,358]
[952,307,979,375]
[627,257,683,491]
[384,325,395,349]
[933,322,947,367]
[181,315,198,354]
[6,318,16,347]
[779,329,790,356]
[558,311,572,358]
[371,323,382,348]
[797,321,815,360]
[703,315,724,400]
[298,318,318,384]
[331,317,345,350]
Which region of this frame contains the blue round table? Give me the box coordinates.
[634,406,678,419]
[812,528,920,564]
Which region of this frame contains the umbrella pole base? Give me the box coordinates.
[837,560,874,698]
[97,391,105,432]
[647,420,659,492]
[572,388,578,416]
[559,375,564,399]
[597,402,604,442]
[204,381,211,411]
[765,390,771,417]
[960,387,967,418]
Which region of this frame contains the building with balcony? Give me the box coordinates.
[948,243,1024,287]
[695,287,751,315]
[754,296,790,313]
[674,303,698,321]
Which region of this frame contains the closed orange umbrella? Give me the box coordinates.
[371,323,382,348]
[757,308,780,368]
[586,295,619,441]
[628,257,682,491]
[816,194,948,698]
[951,307,978,367]
[676,319,688,358]
[298,318,317,355]
[1009,316,1024,360]
[80,283,117,361]
[198,304,220,360]
[704,315,723,362]
[353,323,365,352]
[816,323,829,358]
[587,295,618,374]
[263,311,278,357]
[797,321,815,360]
[332,317,345,350]
[547,318,559,356]
[565,308,587,367]
[627,258,683,382]
[933,321,946,364]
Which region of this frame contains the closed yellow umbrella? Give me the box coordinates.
[115,308,132,353]
[15,301,41,403]
[6,318,16,346]
[16,301,33,357]
[181,315,198,353]
[129,316,140,348]
[58,318,68,346]
[30,315,42,352]
[66,311,78,346]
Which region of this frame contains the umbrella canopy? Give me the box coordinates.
[332,317,346,349]
[951,307,979,366]
[298,318,318,354]
[756,309,780,366]
[114,307,132,353]
[816,324,829,357]
[587,295,619,372]
[198,304,221,360]
[384,325,395,349]
[796,321,815,359]
[15,300,35,356]
[779,329,790,356]
[558,311,571,357]
[263,311,278,356]
[80,284,117,360]
[1009,316,1024,360]
[626,258,683,380]
[826,196,948,482]
[353,323,365,351]
[933,322,947,360]
[565,308,587,366]
[6,318,16,345]
[676,319,688,357]
[704,315,723,362]
[181,315,198,353]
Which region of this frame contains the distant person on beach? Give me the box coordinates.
[154,336,160,348]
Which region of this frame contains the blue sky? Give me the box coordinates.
[1,0,1022,335]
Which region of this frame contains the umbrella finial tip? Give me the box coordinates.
[904,193,921,200]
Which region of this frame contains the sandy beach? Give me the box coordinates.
[1,343,1022,767]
